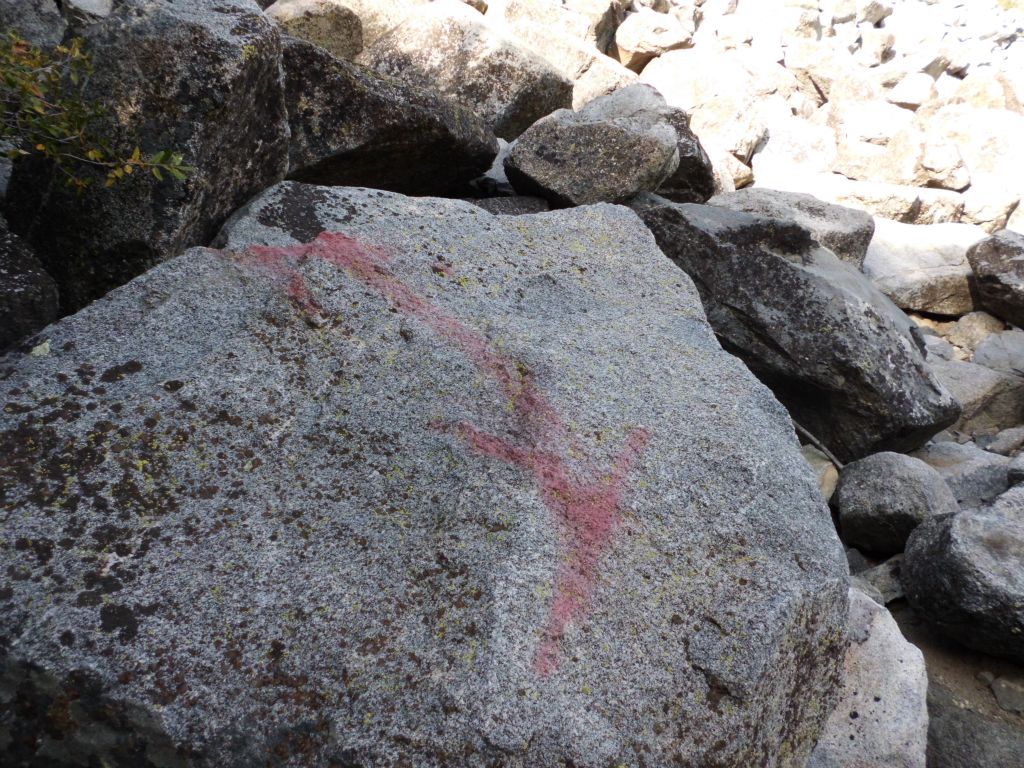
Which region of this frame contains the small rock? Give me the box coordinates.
[801,444,839,501]
[886,72,937,111]
[266,0,363,60]
[967,230,1024,328]
[981,425,1024,457]
[903,486,1024,663]
[856,555,906,605]
[1010,454,1024,485]
[846,547,873,575]
[836,452,959,556]
[929,358,1024,439]
[945,311,1005,352]
[976,670,997,686]
[912,441,1010,504]
[0,216,59,353]
[613,8,692,72]
[505,84,681,206]
[991,676,1024,714]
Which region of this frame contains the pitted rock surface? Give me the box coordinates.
[0,183,847,767]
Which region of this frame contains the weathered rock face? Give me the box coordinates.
[808,589,928,768]
[975,330,1024,377]
[967,229,1024,328]
[505,85,681,206]
[929,358,1024,439]
[4,0,290,314]
[266,0,364,60]
[708,188,875,268]
[0,216,59,353]
[912,441,1011,506]
[903,487,1024,663]
[836,451,959,557]
[362,1,573,139]
[632,195,960,463]
[282,37,498,195]
[0,183,848,766]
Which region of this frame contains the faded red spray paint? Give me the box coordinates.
[236,232,649,676]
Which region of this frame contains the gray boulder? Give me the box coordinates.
[0,216,58,353]
[808,589,927,768]
[505,85,681,207]
[4,0,290,313]
[911,441,1011,504]
[836,452,959,556]
[967,230,1024,328]
[0,182,848,766]
[362,1,572,139]
[631,196,960,463]
[974,330,1024,377]
[928,682,1024,768]
[929,358,1024,438]
[902,487,1024,663]
[709,189,875,269]
[281,37,497,195]
[266,0,363,60]
[0,0,66,47]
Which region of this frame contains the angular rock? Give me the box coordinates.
[632,195,960,462]
[281,37,497,195]
[4,0,290,313]
[967,230,1024,328]
[991,676,1024,714]
[363,1,573,139]
[836,452,959,556]
[0,182,848,766]
[930,358,1024,438]
[808,589,927,768]
[863,218,988,316]
[266,0,363,60]
[0,217,58,353]
[982,425,1024,457]
[903,487,1024,663]
[612,8,692,72]
[944,311,1004,352]
[853,555,905,605]
[912,441,1011,504]
[708,188,874,268]
[927,680,1024,768]
[505,85,680,206]
[801,444,839,502]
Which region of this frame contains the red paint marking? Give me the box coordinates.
[235,232,649,676]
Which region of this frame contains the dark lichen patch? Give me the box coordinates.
[100,603,139,643]
[99,360,144,384]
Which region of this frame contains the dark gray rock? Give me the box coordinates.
[282,36,497,195]
[0,0,66,47]
[1010,454,1024,485]
[967,230,1024,328]
[708,189,876,269]
[0,216,58,352]
[0,183,848,767]
[927,682,1024,768]
[362,2,572,139]
[912,441,1011,504]
[853,555,906,605]
[4,0,290,313]
[505,85,681,207]
[837,452,959,556]
[631,195,961,463]
[467,196,551,215]
[903,487,1024,663]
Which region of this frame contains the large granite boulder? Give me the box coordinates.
[282,37,497,195]
[632,196,960,463]
[967,230,1024,328]
[902,487,1024,663]
[0,183,848,766]
[708,188,875,269]
[836,451,959,557]
[808,589,928,768]
[0,216,59,353]
[4,0,290,313]
[362,1,573,139]
[505,84,681,207]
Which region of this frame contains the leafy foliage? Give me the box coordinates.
[0,31,193,192]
